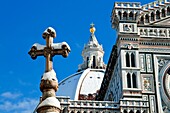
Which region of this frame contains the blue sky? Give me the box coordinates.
[0,0,152,112]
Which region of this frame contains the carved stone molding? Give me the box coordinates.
[158,58,169,71]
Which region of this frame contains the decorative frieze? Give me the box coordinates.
[139,27,170,38]
[119,23,138,33]
[121,43,139,49]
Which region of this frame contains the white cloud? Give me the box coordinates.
[0,98,38,113]
[1,92,22,99]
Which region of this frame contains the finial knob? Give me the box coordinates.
[42,27,56,39]
[90,23,96,34]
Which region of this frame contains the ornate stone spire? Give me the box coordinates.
[89,23,99,47]
[28,27,71,113]
[78,23,106,71]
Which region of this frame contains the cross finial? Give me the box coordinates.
[90,22,95,27]
[28,27,71,72]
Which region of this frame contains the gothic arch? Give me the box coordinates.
[71,111,74,113]
[162,8,166,17]
[156,10,160,19]
[129,11,134,20]
[151,12,155,21]
[145,14,149,23]
[131,53,136,67]
[123,110,128,113]
[136,110,140,113]
[123,11,128,20]
[118,11,122,20]
[77,111,80,113]
[167,6,170,15]
[140,16,144,24]
[132,73,137,88]
[93,56,96,68]
[127,73,131,88]
[129,110,134,113]
[126,53,130,67]
[87,57,89,67]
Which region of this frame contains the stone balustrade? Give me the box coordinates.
[120,100,149,107]
[69,100,119,109]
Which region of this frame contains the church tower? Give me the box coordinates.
[98,1,170,113]
[78,23,106,71]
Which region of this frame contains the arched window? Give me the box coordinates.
[129,110,134,113]
[136,110,140,113]
[140,16,144,24]
[131,53,135,67]
[127,73,131,88]
[93,56,96,68]
[167,6,170,15]
[77,111,80,113]
[145,14,149,23]
[118,11,122,20]
[71,111,74,113]
[129,12,133,20]
[156,10,160,19]
[162,8,166,17]
[132,73,137,88]
[123,12,128,20]
[90,111,93,113]
[83,112,87,113]
[124,110,128,113]
[126,53,130,67]
[151,12,154,21]
[87,57,89,67]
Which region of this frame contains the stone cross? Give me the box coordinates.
[28,27,71,72]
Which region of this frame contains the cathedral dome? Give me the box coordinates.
[57,23,106,100]
[57,68,105,100]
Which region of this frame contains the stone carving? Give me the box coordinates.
[143,77,152,91]
[123,24,134,32]
[158,59,169,71]
[146,54,153,72]
[139,28,170,38]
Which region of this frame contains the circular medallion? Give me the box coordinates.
[163,67,170,100]
[161,65,170,109]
